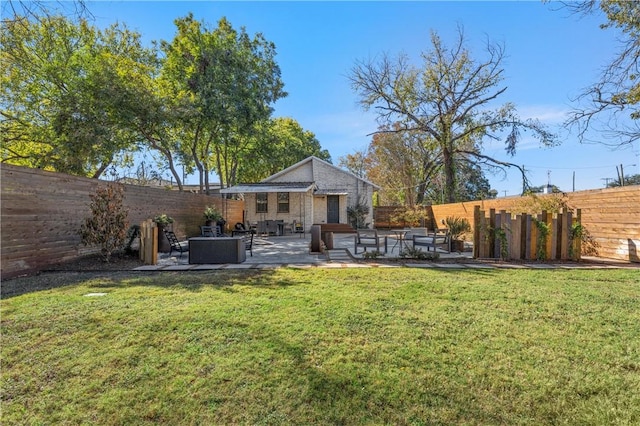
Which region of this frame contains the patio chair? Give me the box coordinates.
[412,229,450,253]
[257,221,268,236]
[266,220,278,236]
[283,221,293,235]
[243,231,254,256]
[200,225,221,237]
[163,229,188,258]
[354,229,387,254]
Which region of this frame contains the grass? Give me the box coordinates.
[2,268,639,425]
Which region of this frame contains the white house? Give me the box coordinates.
[221,156,379,232]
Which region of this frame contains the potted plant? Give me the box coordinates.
[203,206,224,226]
[444,216,471,252]
[153,214,174,228]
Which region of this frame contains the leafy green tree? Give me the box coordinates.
[343,123,494,206]
[561,1,640,147]
[1,14,156,177]
[349,27,556,203]
[159,14,286,192]
[360,126,435,206]
[526,184,562,194]
[237,117,331,182]
[607,173,640,187]
[338,150,368,179]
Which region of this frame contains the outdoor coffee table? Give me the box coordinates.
[188,237,246,264]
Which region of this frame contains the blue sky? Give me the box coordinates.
[88,1,640,195]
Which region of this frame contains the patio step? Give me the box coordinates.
[327,249,355,262]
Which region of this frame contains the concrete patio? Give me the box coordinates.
[143,232,472,270]
[132,231,637,271]
[133,232,472,270]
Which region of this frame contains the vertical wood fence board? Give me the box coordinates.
[573,209,582,261]
[529,215,538,261]
[489,209,496,258]
[425,185,638,262]
[473,206,481,258]
[547,217,558,260]
[474,208,582,262]
[561,211,572,260]
[494,212,502,258]
[509,214,518,260]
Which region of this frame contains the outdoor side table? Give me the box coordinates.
[391,230,411,251]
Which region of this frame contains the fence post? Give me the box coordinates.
[525,214,533,260]
[489,209,498,259]
[541,211,551,260]
[493,210,501,259]
[473,206,481,258]
[560,209,572,260]
[573,209,582,261]
[512,214,522,260]
[139,219,158,265]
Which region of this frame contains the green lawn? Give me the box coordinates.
[2,268,639,425]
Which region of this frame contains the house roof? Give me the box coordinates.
[262,156,381,189]
[314,189,349,196]
[220,182,316,194]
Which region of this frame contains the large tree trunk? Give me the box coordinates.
[442,146,456,203]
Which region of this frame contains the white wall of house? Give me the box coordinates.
[240,156,379,230]
[305,159,376,227]
[242,192,314,232]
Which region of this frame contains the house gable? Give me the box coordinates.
[262,156,379,190]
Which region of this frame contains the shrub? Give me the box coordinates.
[390,206,431,228]
[203,206,223,222]
[445,216,471,240]
[362,250,384,259]
[80,184,129,262]
[153,214,174,226]
[347,198,370,229]
[399,247,439,260]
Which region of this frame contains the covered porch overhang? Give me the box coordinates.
[313,189,348,196]
[221,182,317,234]
[220,182,317,194]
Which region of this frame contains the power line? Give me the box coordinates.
[523,164,628,171]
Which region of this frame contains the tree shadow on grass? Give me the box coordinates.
[1,268,301,299]
[2,265,546,300]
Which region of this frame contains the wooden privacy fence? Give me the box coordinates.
[1,164,245,279]
[473,206,582,261]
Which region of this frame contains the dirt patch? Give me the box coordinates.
[44,252,145,272]
[2,252,146,298]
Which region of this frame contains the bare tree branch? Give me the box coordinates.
[560,0,640,148]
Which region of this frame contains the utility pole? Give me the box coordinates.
[601,177,612,187]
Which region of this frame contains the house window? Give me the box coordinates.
[256,193,268,213]
[277,192,290,213]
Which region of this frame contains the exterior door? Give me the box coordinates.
[327,195,340,223]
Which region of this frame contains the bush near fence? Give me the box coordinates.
[374,185,639,263]
[1,164,244,279]
[373,206,435,229]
